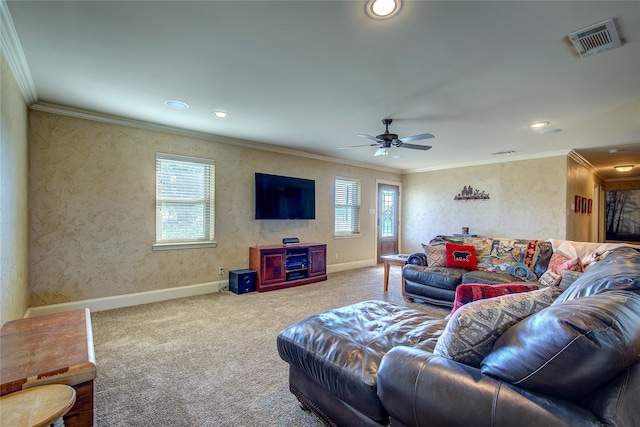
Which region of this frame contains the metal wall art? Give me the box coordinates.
[454,185,490,201]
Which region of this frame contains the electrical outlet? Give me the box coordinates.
[218,267,224,275]
[335,253,339,260]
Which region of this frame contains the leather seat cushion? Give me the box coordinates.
[277,300,447,420]
[403,265,466,291]
[404,281,456,307]
[461,269,524,285]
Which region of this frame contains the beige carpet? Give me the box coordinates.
[91,266,449,426]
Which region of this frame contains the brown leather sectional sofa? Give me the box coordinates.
[277,246,640,426]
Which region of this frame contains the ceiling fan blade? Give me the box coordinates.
[358,133,382,143]
[399,133,435,143]
[337,143,379,150]
[400,143,432,151]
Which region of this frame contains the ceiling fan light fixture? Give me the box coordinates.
[366,0,401,19]
[374,147,389,156]
[614,165,634,172]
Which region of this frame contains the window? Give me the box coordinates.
[154,153,215,249]
[335,177,361,236]
[381,187,396,238]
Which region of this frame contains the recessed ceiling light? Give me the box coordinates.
[528,121,549,129]
[165,100,189,110]
[212,111,229,118]
[366,0,401,19]
[614,165,634,172]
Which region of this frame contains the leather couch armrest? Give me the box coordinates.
[377,346,603,427]
[406,252,427,266]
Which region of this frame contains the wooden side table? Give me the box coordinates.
[381,254,409,295]
[1,309,96,427]
[0,384,76,427]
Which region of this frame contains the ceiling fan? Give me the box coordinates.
[350,119,435,156]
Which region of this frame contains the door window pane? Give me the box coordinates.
[381,189,395,238]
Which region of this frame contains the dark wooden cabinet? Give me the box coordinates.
[258,249,285,285]
[309,245,327,277]
[250,243,327,292]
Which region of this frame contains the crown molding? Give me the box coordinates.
[568,149,604,180]
[605,176,640,183]
[29,101,586,177]
[30,102,402,174]
[404,148,574,175]
[0,0,37,104]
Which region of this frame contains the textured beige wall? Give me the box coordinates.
[26,111,596,307]
[1,51,30,324]
[28,111,400,306]
[401,157,568,253]
[566,156,602,242]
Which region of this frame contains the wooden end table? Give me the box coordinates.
[381,254,409,295]
[1,309,96,427]
[1,384,76,427]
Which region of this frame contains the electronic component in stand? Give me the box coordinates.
[286,272,306,281]
[283,237,300,246]
[285,256,308,270]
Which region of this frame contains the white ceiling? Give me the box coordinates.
[4,0,640,178]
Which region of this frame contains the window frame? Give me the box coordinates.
[153,153,216,250]
[334,176,361,238]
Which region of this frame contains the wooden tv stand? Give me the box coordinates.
[250,243,327,292]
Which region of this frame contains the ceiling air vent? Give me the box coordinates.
[568,18,622,57]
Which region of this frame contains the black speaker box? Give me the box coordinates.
[229,269,256,294]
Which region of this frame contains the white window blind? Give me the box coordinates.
[335,177,361,236]
[155,153,215,247]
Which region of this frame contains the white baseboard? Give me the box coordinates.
[25,260,378,318]
[327,258,377,273]
[25,280,226,318]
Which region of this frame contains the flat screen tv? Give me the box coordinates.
[254,173,316,220]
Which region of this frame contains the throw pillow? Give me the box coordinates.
[421,244,446,267]
[481,292,640,399]
[547,252,570,274]
[559,257,584,273]
[522,239,540,269]
[506,262,536,280]
[433,287,553,368]
[445,243,478,270]
[451,283,540,314]
[539,269,561,287]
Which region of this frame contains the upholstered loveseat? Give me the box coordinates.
[277,246,640,426]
